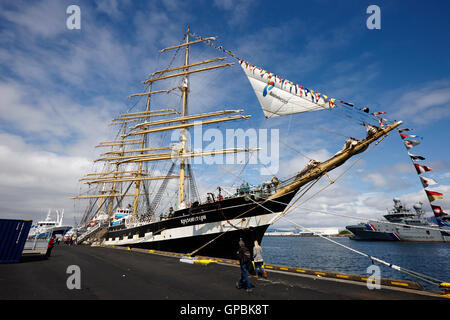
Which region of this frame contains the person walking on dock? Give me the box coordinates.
[253,240,267,279]
[236,238,253,292]
[46,235,56,258]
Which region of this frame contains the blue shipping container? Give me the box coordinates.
[0,219,32,263]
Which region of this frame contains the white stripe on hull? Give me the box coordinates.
[369,221,450,242]
[104,212,279,247]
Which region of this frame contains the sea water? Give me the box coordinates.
[261,236,450,291]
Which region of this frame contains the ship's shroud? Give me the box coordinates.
[103,120,402,258]
[104,190,298,258]
[74,26,402,258]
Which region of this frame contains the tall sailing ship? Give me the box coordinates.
[73,27,402,259]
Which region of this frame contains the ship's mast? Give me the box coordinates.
[74,26,257,224]
[178,25,190,208]
[132,82,153,216]
[108,125,127,215]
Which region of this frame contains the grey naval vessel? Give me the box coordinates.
[346,198,450,242]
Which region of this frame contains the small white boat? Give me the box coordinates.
[28,209,72,239]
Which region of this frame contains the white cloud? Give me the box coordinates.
[362,173,390,188]
[213,0,256,25]
[388,80,450,124]
[0,81,116,155]
[0,133,91,221]
[0,0,67,38]
[357,162,415,191]
[95,0,125,19]
[0,80,119,223]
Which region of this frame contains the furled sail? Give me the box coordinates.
[239,60,336,118]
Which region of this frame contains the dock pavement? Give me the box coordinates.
[0,245,446,303]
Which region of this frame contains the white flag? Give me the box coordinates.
[403,140,420,149]
[420,176,438,187]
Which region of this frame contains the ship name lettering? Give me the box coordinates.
[180,215,207,225]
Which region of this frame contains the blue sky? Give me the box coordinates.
[0,0,449,229]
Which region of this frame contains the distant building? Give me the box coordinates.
[264,231,295,237]
[265,227,340,237]
[303,227,340,236]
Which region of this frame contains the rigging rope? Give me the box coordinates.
[191,30,385,126]
[206,163,449,288]
[218,171,449,288]
[187,129,425,285]
[187,177,321,257]
[270,134,389,226]
[279,215,447,287]
[187,163,200,203]
[191,122,385,238]
[250,135,449,288]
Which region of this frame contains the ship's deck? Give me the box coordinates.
[1,245,446,303]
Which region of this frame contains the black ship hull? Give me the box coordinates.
[104,191,297,259]
[346,224,400,241]
[130,224,269,259]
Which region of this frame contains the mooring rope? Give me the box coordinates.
[227,183,448,288]
[187,128,384,256]
[279,215,446,288]
[212,134,448,289]
[269,134,389,226]
[187,179,319,257]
